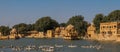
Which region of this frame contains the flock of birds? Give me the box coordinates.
[0,44,103,52]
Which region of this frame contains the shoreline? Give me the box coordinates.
[1,35,120,43]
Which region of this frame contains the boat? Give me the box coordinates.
[81,45,102,49]
[41,46,54,52]
[55,44,63,48]
[25,46,32,51]
[11,47,21,51]
[96,45,102,50]
[68,44,77,48]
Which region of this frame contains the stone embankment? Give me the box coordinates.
[0,34,23,40]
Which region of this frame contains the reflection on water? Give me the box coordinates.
[0,38,120,52]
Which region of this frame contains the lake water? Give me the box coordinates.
[0,38,120,52]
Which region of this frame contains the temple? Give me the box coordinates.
[62,24,78,40]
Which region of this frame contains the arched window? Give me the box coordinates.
[114,25,117,28]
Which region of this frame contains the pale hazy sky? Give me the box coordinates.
[0,0,120,27]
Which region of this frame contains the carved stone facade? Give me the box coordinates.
[54,27,61,38]
[9,28,19,39]
[98,22,120,41]
[100,22,120,35]
[54,27,65,38]
[63,24,78,40]
[87,24,97,39]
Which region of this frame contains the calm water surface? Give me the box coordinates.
[0,38,120,52]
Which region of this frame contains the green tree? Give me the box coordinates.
[67,15,88,36]
[34,16,59,32]
[59,23,66,27]
[13,23,29,34]
[107,10,120,22]
[102,16,108,22]
[26,24,35,31]
[93,14,104,33]
[0,26,10,36]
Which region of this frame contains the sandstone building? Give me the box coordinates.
[87,22,120,41]
[26,31,45,38]
[87,23,97,39]
[54,27,65,38]
[63,24,78,40]
[9,28,20,39]
[46,30,54,38]
[100,22,120,35]
[99,22,120,41]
